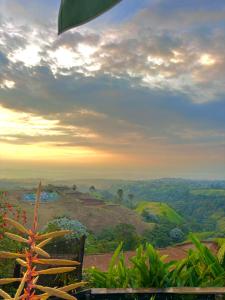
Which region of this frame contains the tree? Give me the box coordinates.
[169,228,184,243]
[143,226,172,248]
[128,193,134,202]
[97,223,139,251]
[72,184,77,191]
[142,209,159,223]
[117,189,124,204]
[127,193,135,208]
[114,223,139,250]
[89,185,96,193]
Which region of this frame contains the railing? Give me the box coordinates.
[75,288,225,300]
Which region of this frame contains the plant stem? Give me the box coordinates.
[25,232,36,299]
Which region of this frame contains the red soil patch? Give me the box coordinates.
[83,241,218,271]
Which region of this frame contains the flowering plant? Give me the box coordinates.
[0,183,86,300]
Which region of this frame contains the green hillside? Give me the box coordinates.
[190,189,225,197]
[136,201,183,224]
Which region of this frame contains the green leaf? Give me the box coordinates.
[58,0,122,34]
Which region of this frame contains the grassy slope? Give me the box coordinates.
[136,201,183,224]
[7,191,152,234]
[191,231,215,240]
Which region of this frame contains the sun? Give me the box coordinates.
[199,54,215,66]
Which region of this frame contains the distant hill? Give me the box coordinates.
[190,189,225,197]
[136,201,183,224]
[6,190,152,234]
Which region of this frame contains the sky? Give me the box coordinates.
[0,0,225,180]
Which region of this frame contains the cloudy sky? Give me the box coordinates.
[0,0,224,180]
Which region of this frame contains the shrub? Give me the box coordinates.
[44,217,87,239]
[141,209,159,223]
[87,235,225,288]
[97,223,140,251]
[169,227,184,242]
[0,183,86,299]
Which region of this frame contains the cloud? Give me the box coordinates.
[0,0,224,178]
[1,0,225,102]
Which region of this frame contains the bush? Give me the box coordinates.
[44,216,87,239]
[96,223,140,251]
[43,217,87,254]
[87,236,225,288]
[169,227,184,242]
[141,209,159,223]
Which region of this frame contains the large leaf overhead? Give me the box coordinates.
[58,0,122,34]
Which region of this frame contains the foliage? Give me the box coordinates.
[0,183,86,300]
[85,223,140,255]
[169,228,184,242]
[0,192,27,277]
[43,217,87,255]
[171,235,225,287]
[87,235,225,289]
[96,223,140,251]
[44,217,87,239]
[85,234,118,255]
[87,243,133,288]
[108,179,225,235]
[136,201,183,224]
[190,188,225,197]
[142,220,186,248]
[116,189,124,204]
[141,209,159,223]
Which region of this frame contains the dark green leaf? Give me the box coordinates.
[58,0,122,34]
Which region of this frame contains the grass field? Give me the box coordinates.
[191,231,215,240]
[136,201,183,224]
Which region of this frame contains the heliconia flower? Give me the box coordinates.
[0,278,22,285]
[5,232,29,244]
[36,238,53,248]
[37,282,86,300]
[36,230,72,240]
[14,271,28,300]
[4,217,29,235]
[59,282,87,292]
[33,258,80,266]
[32,276,39,285]
[16,258,28,267]
[33,285,77,300]
[0,251,25,259]
[0,183,86,300]
[33,246,50,258]
[36,267,76,275]
[0,288,12,299]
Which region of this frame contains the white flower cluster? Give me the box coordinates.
[45,217,87,240]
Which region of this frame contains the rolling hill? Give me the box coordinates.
[136,201,183,224]
[6,190,152,234]
[190,189,225,197]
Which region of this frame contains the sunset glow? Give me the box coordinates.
[199,54,216,66]
[0,0,224,180]
[0,142,111,163]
